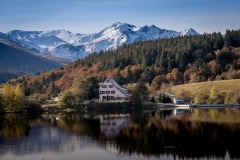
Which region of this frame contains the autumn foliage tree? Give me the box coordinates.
[166,68,184,85]
[1,84,25,112]
[150,75,167,93]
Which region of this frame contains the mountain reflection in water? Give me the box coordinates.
[0,111,240,160]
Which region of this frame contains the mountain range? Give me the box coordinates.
[1,22,199,61]
[0,37,70,83]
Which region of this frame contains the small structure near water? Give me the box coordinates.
[162,92,186,104]
[156,92,190,116]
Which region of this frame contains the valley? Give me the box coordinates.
[0,39,70,83]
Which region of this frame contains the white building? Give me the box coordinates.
[99,78,131,102]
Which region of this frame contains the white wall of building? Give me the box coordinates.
[99,78,130,102]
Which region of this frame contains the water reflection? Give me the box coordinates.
[0,115,31,139]
[0,110,240,160]
[100,114,129,138]
[116,117,240,159]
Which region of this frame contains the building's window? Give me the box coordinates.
[111,91,115,94]
[99,91,102,94]
[101,91,110,94]
[107,96,110,100]
[102,85,107,88]
[111,96,114,100]
[109,85,113,88]
[103,96,106,100]
[106,80,109,83]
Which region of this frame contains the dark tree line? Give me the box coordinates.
[77,31,227,72]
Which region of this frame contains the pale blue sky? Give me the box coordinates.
[0,0,240,34]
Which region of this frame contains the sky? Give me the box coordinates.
[0,0,240,34]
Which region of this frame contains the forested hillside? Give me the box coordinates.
[11,29,240,100]
[79,29,240,83]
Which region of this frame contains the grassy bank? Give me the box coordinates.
[170,79,240,104]
[171,79,240,95]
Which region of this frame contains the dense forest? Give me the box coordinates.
[78,29,240,83]
[11,29,240,103]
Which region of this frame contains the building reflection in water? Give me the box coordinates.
[100,114,129,139]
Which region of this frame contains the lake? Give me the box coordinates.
[0,109,240,160]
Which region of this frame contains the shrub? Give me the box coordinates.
[59,91,76,108]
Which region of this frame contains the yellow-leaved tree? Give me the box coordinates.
[2,84,25,113]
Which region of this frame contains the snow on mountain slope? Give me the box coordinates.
[137,25,179,40]
[7,30,67,52]
[42,30,83,44]
[82,22,139,52]
[6,22,199,61]
[49,44,87,60]
[180,28,199,36]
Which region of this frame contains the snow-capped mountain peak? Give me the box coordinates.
[5,22,200,61]
[111,22,136,31]
[181,28,199,36]
[99,22,136,38]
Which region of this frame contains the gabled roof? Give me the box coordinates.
[107,78,126,90]
[105,78,130,96]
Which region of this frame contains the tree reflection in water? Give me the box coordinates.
[115,111,240,159]
[0,110,240,159]
[0,114,31,139]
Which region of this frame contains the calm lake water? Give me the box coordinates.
[0,110,240,160]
